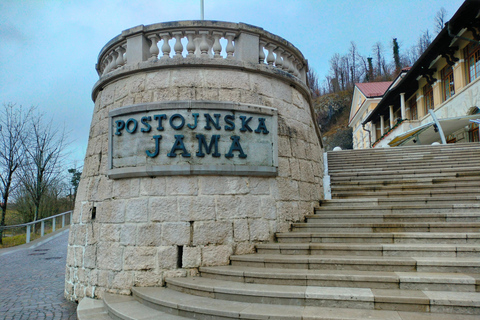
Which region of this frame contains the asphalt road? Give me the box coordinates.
[0,229,77,320]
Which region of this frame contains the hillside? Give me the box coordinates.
[313,89,353,151]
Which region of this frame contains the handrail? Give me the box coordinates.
[0,210,73,244]
[0,210,73,230]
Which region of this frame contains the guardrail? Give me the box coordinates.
[0,211,73,244]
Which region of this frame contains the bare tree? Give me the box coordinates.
[307,68,321,98]
[435,7,448,34]
[0,104,32,244]
[417,29,433,57]
[19,113,68,225]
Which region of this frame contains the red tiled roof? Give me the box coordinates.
[356,81,392,98]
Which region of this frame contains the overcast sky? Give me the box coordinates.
[0,0,465,167]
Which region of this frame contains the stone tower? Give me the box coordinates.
[65,21,323,301]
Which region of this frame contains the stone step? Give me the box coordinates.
[330,172,480,183]
[230,254,480,273]
[307,212,480,223]
[130,286,480,319]
[329,163,480,171]
[102,293,189,320]
[77,298,112,320]
[255,243,480,258]
[330,176,480,186]
[165,277,480,314]
[292,222,480,233]
[317,197,480,208]
[332,189,480,199]
[330,183,480,194]
[314,205,480,215]
[199,265,480,292]
[328,158,480,168]
[275,232,480,244]
[329,166,480,177]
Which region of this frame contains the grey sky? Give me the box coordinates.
[0,0,465,166]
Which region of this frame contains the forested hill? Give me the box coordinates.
[313,89,353,151]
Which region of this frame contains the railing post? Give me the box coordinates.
[41,221,44,237]
[234,32,259,64]
[52,217,56,232]
[124,26,149,64]
[70,211,73,225]
[62,214,65,228]
[26,225,30,243]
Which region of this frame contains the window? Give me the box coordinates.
[465,43,480,83]
[470,123,479,142]
[441,65,455,101]
[408,97,418,120]
[423,83,434,114]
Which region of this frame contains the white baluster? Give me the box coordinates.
[287,54,295,74]
[103,54,113,74]
[212,31,223,58]
[199,31,209,56]
[225,32,235,59]
[266,44,275,65]
[116,45,126,66]
[293,59,301,77]
[159,33,171,59]
[110,50,119,70]
[172,31,184,59]
[274,47,284,68]
[259,40,266,64]
[185,31,196,58]
[281,51,290,71]
[147,34,160,60]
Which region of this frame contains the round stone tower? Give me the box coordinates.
[65,20,323,302]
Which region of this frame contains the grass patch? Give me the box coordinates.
[0,226,54,249]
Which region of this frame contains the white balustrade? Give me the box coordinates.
[96,22,307,84]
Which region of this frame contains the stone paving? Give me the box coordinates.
[0,230,77,320]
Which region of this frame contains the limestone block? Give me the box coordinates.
[298,182,319,201]
[124,246,156,270]
[193,221,233,245]
[235,242,255,255]
[164,269,187,279]
[67,246,75,266]
[150,197,178,222]
[272,178,299,201]
[100,224,121,242]
[136,223,162,246]
[277,157,291,178]
[153,88,178,101]
[290,138,306,160]
[161,222,191,246]
[278,136,292,157]
[204,69,250,90]
[158,246,178,270]
[233,220,249,242]
[99,85,115,107]
[125,198,148,222]
[112,271,134,290]
[249,178,271,195]
[166,177,198,195]
[65,282,74,299]
[96,200,125,223]
[277,201,299,221]
[97,270,110,287]
[120,224,137,246]
[171,69,204,88]
[84,245,97,269]
[238,196,262,218]
[145,71,170,90]
[200,177,249,195]
[260,197,277,220]
[94,177,113,201]
[248,219,270,241]
[140,177,166,196]
[218,88,241,102]
[182,246,201,268]
[299,159,315,183]
[195,87,219,100]
[86,223,101,245]
[134,91,154,104]
[289,158,301,181]
[134,271,164,287]
[177,196,216,221]
[215,196,241,219]
[201,245,232,266]
[80,202,94,224]
[115,179,140,198]
[74,247,84,268]
[97,242,123,271]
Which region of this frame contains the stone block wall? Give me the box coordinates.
[65,65,323,301]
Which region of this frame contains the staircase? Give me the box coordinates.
[79,143,480,320]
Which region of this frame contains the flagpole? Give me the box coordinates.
[201,0,204,20]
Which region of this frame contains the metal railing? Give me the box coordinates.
[0,211,73,244]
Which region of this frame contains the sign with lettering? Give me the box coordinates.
[108,101,278,178]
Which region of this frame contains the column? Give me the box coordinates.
[380,115,385,136]
[400,93,406,119]
[389,105,394,127]
[371,122,377,142]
